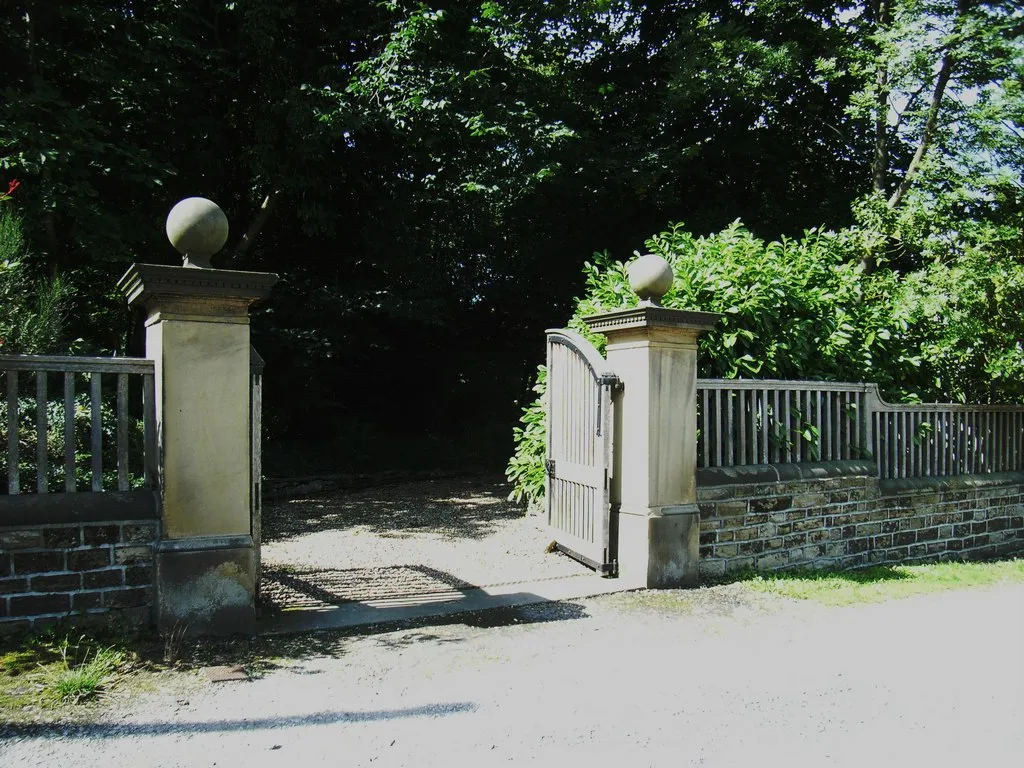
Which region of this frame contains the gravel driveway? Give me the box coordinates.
[3,583,1022,766]
[259,477,592,612]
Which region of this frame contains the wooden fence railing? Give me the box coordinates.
[697,379,1024,480]
[697,380,874,469]
[0,355,157,494]
[874,403,1024,480]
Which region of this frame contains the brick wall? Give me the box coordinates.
[697,467,1024,578]
[0,520,158,634]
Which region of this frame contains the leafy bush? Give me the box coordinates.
[0,188,73,355]
[506,219,1024,508]
[505,365,546,509]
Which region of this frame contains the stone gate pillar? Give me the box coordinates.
[117,198,278,634]
[582,255,719,588]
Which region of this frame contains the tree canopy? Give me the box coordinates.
[1,1,1020,475]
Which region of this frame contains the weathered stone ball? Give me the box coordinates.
[166,197,229,257]
[627,254,674,303]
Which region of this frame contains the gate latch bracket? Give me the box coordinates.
[545,458,556,477]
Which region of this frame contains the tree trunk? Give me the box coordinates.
[872,0,891,197]
[887,0,967,210]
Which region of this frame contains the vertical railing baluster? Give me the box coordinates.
[939,411,946,475]
[905,411,912,477]
[874,411,882,478]
[1005,411,1011,472]
[5,370,17,494]
[987,410,993,473]
[989,410,994,473]
[761,388,769,464]
[1014,411,1020,471]
[741,390,749,465]
[895,411,902,478]
[968,412,976,474]
[90,372,103,491]
[700,387,709,468]
[1005,412,1011,472]
[851,391,860,459]
[882,413,890,479]
[833,390,841,462]
[772,389,780,463]
[956,411,962,474]
[64,372,75,491]
[144,372,157,489]
[1007,411,1015,473]
[863,386,876,466]
[801,389,810,462]
[749,389,758,464]
[838,392,847,460]
[782,390,791,463]
[947,411,954,475]
[715,390,724,468]
[975,411,981,474]
[117,373,129,491]
[914,412,922,478]
[726,390,735,467]
[823,391,832,462]
[36,371,48,493]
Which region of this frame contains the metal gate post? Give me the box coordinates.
[582,255,720,588]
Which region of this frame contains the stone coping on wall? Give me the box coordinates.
[697,460,876,487]
[879,471,1024,495]
[0,490,158,528]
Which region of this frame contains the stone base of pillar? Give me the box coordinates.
[155,536,256,635]
[617,506,700,588]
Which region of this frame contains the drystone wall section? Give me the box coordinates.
[697,469,1024,578]
[0,520,157,634]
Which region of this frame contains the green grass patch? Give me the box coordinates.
[0,630,144,719]
[738,558,1024,606]
[41,637,126,704]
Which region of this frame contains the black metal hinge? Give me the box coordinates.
[545,458,556,477]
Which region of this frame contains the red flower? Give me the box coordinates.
[6,179,19,196]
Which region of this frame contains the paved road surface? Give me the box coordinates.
[2,584,1022,767]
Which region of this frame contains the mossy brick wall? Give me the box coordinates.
[0,520,158,634]
[697,471,1024,578]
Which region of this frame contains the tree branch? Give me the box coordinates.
[887,0,967,210]
[233,190,280,259]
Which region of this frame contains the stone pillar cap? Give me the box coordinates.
[582,306,722,335]
[118,263,279,309]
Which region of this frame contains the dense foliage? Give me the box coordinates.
[0,183,72,355]
[507,213,1024,506]
[0,1,1020,478]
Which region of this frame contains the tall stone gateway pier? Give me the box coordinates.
[118,197,277,634]
[582,255,719,588]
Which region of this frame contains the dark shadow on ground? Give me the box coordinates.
[0,702,477,740]
[156,598,591,675]
[260,564,476,612]
[261,476,523,544]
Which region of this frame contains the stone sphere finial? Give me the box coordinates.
[627,254,674,306]
[166,197,229,269]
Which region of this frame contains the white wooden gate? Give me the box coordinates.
[545,330,619,574]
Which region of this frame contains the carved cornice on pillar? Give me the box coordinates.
[117,264,279,319]
[582,306,722,336]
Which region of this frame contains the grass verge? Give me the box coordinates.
[0,631,139,720]
[735,558,1024,606]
